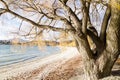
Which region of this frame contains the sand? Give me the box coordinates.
[0,47,80,80]
[0,47,119,80]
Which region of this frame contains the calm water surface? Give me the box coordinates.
[0,45,60,66]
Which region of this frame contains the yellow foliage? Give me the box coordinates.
[37,37,46,50]
[59,41,75,46]
[11,38,19,45]
[111,0,120,10]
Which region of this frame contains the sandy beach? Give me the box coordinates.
[0,47,119,80]
[0,47,81,80]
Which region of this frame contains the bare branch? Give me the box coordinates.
[81,1,90,34]
[19,20,24,30]
[0,0,9,9]
[87,29,103,53]
[100,5,111,44]
[59,0,68,4]
[59,0,82,31]
[5,9,73,32]
[0,8,7,15]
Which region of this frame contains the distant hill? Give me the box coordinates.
[0,39,75,46]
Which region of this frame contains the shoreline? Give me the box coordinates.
[0,47,119,80]
[0,47,79,80]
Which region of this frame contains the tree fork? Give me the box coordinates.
[98,0,120,78]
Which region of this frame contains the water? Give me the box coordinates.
[0,45,60,66]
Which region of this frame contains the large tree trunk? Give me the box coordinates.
[75,1,120,79]
[97,2,120,78]
[75,34,99,80]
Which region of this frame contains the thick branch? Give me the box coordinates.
[0,0,75,33]
[100,5,111,43]
[87,29,103,53]
[0,0,9,9]
[6,9,72,32]
[82,1,90,35]
[0,8,7,15]
[59,0,82,31]
[27,5,76,31]
[74,33,94,59]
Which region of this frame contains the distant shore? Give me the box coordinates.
[0,40,75,46]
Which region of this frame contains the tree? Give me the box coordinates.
[0,0,120,80]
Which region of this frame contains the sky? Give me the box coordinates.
[0,13,60,40]
[0,1,106,40]
[0,14,19,40]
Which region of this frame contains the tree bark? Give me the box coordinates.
[97,2,120,78]
[75,1,120,79]
[74,34,99,80]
